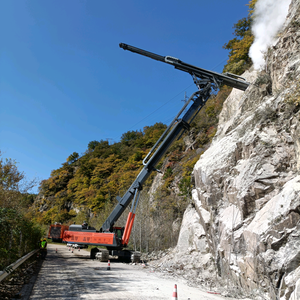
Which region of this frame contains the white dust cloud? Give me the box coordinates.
[249,0,291,70]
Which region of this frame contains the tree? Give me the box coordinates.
[120,130,141,146]
[0,153,36,209]
[0,157,24,191]
[88,140,100,151]
[223,17,254,75]
[67,152,79,164]
[223,0,258,75]
[0,152,42,269]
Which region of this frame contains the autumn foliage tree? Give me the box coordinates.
[0,153,42,269]
[223,0,257,75]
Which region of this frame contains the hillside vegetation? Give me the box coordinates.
[0,154,43,269]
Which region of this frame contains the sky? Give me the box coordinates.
[0,0,250,193]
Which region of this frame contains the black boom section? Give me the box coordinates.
[101,91,210,232]
[119,43,250,91]
[119,43,166,63]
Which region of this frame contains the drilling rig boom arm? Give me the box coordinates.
[119,43,250,91]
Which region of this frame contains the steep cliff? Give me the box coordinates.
[150,1,300,299]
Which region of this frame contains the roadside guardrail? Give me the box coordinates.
[0,249,39,283]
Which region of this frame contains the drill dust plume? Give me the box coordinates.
[249,0,292,69]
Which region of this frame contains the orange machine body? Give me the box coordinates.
[63,230,116,246]
[63,216,136,249]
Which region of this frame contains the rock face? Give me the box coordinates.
[153,1,300,299]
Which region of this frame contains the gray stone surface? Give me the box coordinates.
[149,1,300,299]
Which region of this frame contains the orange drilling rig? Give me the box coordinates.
[63,43,249,261]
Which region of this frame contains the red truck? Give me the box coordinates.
[48,223,69,242]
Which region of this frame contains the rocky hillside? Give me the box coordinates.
[149,1,300,299]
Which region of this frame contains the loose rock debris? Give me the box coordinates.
[138,249,246,298]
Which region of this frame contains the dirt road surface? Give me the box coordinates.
[29,244,238,300]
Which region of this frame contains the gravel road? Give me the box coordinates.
[28,244,238,300]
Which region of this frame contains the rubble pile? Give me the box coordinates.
[142,247,245,298]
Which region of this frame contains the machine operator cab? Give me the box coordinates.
[113,226,124,241]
